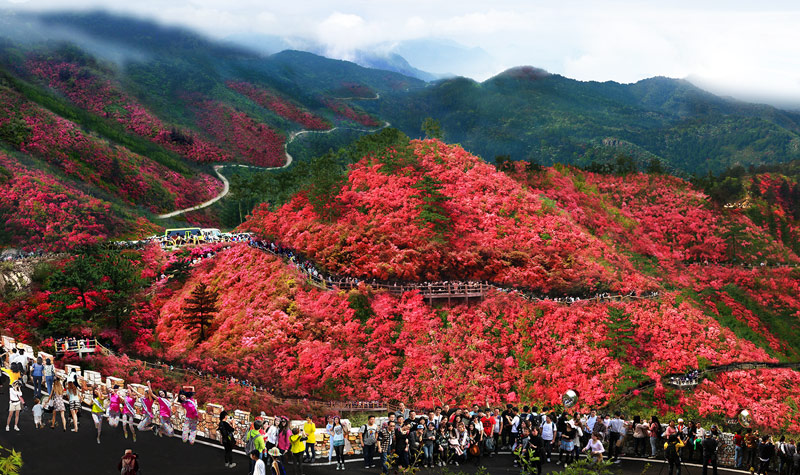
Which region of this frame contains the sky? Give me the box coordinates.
[4,0,800,106]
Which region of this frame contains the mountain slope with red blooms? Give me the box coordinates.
[0,151,157,250]
[0,84,222,214]
[146,244,787,425]
[226,81,332,131]
[246,139,653,294]
[24,58,232,163]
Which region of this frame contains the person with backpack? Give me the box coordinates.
[377,420,397,474]
[117,449,139,475]
[218,411,237,469]
[540,413,557,463]
[783,439,796,475]
[701,432,719,475]
[664,434,685,475]
[247,420,267,474]
[268,447,286,475]
[302,415,317,464]
[359,415,379,468]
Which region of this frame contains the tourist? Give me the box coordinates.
[266,416,279,451]
[48,379,67,431]
[277,418,292,463]
[218,410,236,469]
[121,389,138,442]
[583,432,605,463]
[377,420,396,474]
[528,427,544,474]
[108,385,122,428]
[177,389,198,444]
[118,449,139,475]
[137,387,156,433]
[758,435,775,475]
[152,385,174,437]
[649,415,661,458]
[289,427,306,475]
[632,415,647,457]
[359,415,378,468]
[409,423,423,465]
[32,397,43,429]
[91,387,106,444]
[746,429,760,470]
[664,434,684,475]
[608,411,626,461]
[251,449,267,475]
[435,424,449,466]
[43,358,55,395]
[247,420,266,472]
[468,421,482,466]
[303,415,317,463]
[31,356,44,398]
[331,416,347,470]
[540,413,556,463]
[66,381,81,432]
[268,447,285,475]
[702,432,719,475]
[734,430,745,468]
[422,422,436,467]
[6,380,23,431]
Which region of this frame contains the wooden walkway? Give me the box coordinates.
[248,240,661,304]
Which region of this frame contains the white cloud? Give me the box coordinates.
[3,0,800,103]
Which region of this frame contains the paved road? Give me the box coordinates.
[158,121,390,219]
[0,382,749,475]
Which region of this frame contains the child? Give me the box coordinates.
[32,398,43,429]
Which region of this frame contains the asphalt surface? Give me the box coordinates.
[0,382,751,475]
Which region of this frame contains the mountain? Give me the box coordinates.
[0,11,426,248]
[366,68,800,175]
[8,136,795,425]
[224,33,438,82]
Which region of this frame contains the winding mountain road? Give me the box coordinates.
[157,120,390,219]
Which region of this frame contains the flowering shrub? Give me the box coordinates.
[0,86,222,213]
[322,99,380,127]
[25,59,231,163]
[246,140,649,294]
[0,152,134,250]
[226,81,331,130]
[193,99,286,167]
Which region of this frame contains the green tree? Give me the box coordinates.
[421,117,444,140]
[410,175,451,240]
[646,158,665,174]
[182,282,219,341]
[98,253,144,330]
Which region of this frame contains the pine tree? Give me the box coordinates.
[182,282,219,341]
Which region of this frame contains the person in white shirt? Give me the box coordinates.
[6,380,24,431]
[251,450,266,475]
[540,414,557,462]
[583,433,605,462]
[586,411,597,434]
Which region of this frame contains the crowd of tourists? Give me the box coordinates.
[247,239,662,303]
[666,370,703,387]
[238,402,800,475]
[3,343,800,475]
